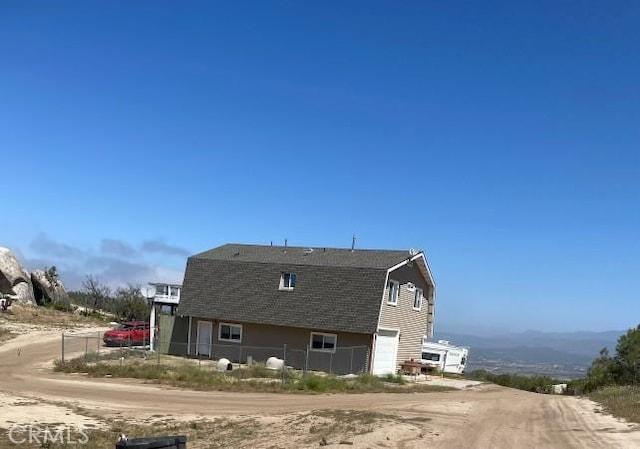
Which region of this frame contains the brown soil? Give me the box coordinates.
[1,330,639,448]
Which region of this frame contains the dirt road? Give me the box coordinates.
[1,330,639,448]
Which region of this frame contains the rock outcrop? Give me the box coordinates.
[0,247,35,304]
[31,269,69,305]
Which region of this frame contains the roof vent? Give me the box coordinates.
[409,248,418,256]
[233,251,240,257]
[303,248,314,255]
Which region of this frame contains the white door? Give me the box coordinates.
[196,321,212,357]
[372,329,399,375]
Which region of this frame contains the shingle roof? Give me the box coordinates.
[192,244,412,269]
[178,244,417,334]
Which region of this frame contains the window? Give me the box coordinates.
[160,304,176,315]
[169,286,180,297]
[413,288,423,311]
[387,280,399,305]
[155,285,169,296]
[310,332,337,352]
[218,323,242,343]
[422,352,440,361]
[279,272,297,290]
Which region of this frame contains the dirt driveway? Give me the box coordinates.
[1,330,639,448]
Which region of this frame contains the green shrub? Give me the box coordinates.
[467,370,559,393]
[383,373,406,384]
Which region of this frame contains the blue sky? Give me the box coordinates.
[1,1,638,333]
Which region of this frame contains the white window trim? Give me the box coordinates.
[218,322,243,343]
[413,287,423,311]
[279,272,296,291]
[387,280,399,306]
[309,332,337,353]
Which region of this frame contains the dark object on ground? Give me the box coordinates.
[115,435,186,449]
[0,297,11,312]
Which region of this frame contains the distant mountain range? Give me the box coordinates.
[433,329,624,379]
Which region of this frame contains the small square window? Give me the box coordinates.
[279,272,297,290]
[310,332,337,352]
[219,323,242,343]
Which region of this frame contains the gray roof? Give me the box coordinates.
[192,244,412,269]
[178,244,417,334]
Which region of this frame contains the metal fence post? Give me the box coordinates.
[282,344,287,385]
[97,332,101,357]
[84,337,88,361]
[329,351,333,374]
[61,332,65,365]
[350,347,354,374]
[305,345,309,373]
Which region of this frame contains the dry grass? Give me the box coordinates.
[0,304,106,328]
[54,352,455,395]
[0,416,262,449]
[0,405,414,448]
[0,326,15,344]
[590,385,640,424]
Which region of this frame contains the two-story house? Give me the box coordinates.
[174,243,436,375]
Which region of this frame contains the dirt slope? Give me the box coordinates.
[1,330,639,448]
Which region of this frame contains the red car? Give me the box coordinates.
[103,321,151,347]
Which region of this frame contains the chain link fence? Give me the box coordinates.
[60,332,369,375]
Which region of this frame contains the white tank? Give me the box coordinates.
[216,358,232,372]
[265,357,285,370]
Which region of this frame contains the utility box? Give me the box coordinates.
[115,435,187,449]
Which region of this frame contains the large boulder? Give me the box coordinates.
[0,247,35,305]
[31,269,69,305]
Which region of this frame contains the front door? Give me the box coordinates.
[196,321,212,357]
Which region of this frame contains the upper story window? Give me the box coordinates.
[387,280,399,305]
[413,288,423,311]
[279,272,297,291]
[154,284,180,298]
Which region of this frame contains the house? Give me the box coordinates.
[148,282,181,353]
[174,243,436,375]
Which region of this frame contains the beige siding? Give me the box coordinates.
[378,264,434,367]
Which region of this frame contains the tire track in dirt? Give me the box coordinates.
[2,329,640,448]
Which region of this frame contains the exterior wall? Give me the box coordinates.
[180,318,372,374]
[378,263,434,367]
[167,315,190,355]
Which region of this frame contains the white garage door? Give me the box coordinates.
[372,329,399,375]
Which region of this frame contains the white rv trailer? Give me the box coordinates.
[421,338,469,374]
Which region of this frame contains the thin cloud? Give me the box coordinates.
[30,233,85,259]
[101,239,137,258]
[21,234,186,290]
[141,239,190,257]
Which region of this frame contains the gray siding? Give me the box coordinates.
[183,318,372,374]
[379,264,434,367]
